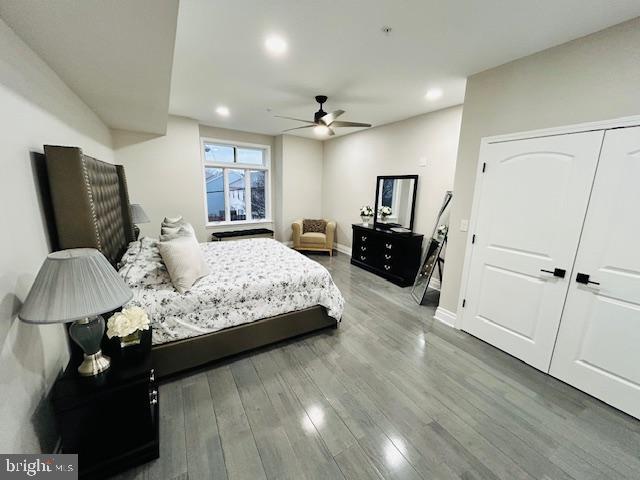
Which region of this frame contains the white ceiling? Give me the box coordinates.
[0,0,178,134]
[170,0,640,138]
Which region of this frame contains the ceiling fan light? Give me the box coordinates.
[314,125,330,136]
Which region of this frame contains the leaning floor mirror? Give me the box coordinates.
[411,191,453,304]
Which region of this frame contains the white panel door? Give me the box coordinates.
[550,126,640,418]
[462,131,604,371]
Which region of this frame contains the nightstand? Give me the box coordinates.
[51,328,159,479]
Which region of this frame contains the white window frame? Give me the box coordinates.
[200,137,272,226]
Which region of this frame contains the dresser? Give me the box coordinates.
[351,224,423,287]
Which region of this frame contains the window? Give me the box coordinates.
[202,140,270,224]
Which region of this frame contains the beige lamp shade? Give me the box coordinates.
[130,203,150,224]
[19,248,133,324]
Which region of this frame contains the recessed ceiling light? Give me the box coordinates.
[314,125,329,136]
[216,106,230,117]
[425,88,443,101]
[265,35,287,56]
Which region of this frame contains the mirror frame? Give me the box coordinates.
[411,190,453,304]
[373,174,419,231]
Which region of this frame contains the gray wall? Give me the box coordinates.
[323,106,462,249]
[0,18,114,453]
[440,17,640,314]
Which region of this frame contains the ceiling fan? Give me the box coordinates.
[276,95,372,136]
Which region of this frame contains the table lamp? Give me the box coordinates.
[19,248,133,376]
[130,203,150,240]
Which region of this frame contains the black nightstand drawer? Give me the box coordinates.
[52,329,159,479]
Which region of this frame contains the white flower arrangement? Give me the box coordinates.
[379,206,392,218]
[360,205,374,217]
[106,306,150,339]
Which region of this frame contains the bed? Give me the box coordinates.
[43,145,343,379]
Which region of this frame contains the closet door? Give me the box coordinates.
[550,126,640,418]
[462,131,603,371]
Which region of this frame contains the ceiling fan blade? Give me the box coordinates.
[330,120,372,128]
[319,110,345,125]
[282,125,315,132]
[274,115,316,124]
[328,126,336,136]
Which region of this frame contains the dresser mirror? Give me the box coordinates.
[412,190,453,304]
[373,175,418,231]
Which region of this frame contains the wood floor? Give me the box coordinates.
[114,252,640,480]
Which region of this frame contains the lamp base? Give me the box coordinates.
[78,350,111,376]
[69,315,111,377]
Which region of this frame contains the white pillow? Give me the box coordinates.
[163,215,183,224]
[159,225,193,242]
[161,222,195,237]
[157,235,209,294]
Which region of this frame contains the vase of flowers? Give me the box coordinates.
[360,205,374,226]
[107,306,150,348]
[378,206,392,223]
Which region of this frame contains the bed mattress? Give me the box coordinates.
[118,237,344,345]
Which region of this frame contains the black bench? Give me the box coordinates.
[211,228,274,242]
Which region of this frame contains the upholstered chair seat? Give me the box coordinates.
[292,219,336,255]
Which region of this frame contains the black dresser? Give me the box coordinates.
[351,224,423,287]
[52,329,159,479]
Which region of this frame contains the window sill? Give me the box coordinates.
[206,219,273,228]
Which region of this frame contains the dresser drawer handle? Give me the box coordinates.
[385,243,393,250]
[149,369,155,383]
[149,389,158,405]
[384,254,391,260]
[360,255,367,261]
[360,246,367,251]
[361,236,367,241]
[384,264,391,271]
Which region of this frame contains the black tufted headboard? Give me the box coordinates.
[44,145,136,266]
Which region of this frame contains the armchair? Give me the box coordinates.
[292,219,336,256]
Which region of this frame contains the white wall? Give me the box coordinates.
[440,17,640,314]
[113,117,205,240]
[278,135,324,242]
[322,106,463,249]
[0,18,113,453]
[113,118,278,242]
[114,119,325,244]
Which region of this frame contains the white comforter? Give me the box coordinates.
[118,237,344,345]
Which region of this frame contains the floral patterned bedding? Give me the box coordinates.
[118,237,344,345]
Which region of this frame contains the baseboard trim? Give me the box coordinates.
[434,306,456,328]
[429,278,441,291]
[283,240,350,256]
[335,243,352,256]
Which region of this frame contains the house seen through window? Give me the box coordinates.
[203,141,269,223]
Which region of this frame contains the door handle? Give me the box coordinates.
[540,268,566,278]
[576,272,600,285]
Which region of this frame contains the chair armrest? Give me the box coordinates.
[292,220,303,248]
[325,221,336,249]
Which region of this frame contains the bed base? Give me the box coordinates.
[152,306,336,380]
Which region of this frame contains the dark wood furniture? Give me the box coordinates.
[42,145,337,381]
[351,224,423,287]
[51,329,158,479]
[211,227,274,241]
